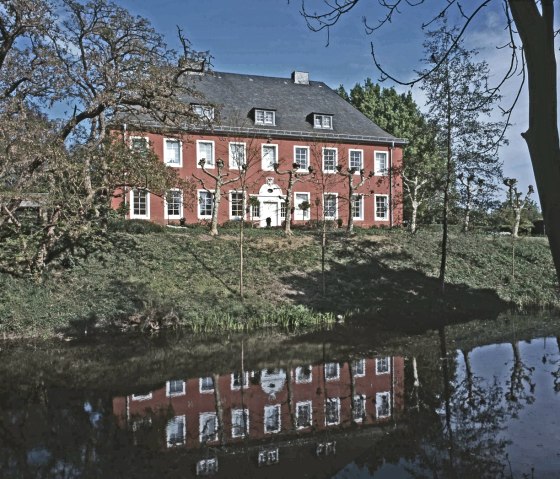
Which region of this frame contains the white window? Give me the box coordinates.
[375,195,389,221]
[249,196,260,219]
[197,140,215,168]
[324,362,340,381]
[314,114,333,129]
[232,408,249,438]
[164,189,183,219]
[374,151,388,176]
[199,376,214,393]
[325,397,340,425]
[323,193,337,220]
[130,189,149,219]
[352,359,366,377]
[255,109,275,125]
[322,147,337,172]
[229,142,246,169]
[262,144,278,171]
[199,412,218,443]
[258,448,279,466]
[294,192,310,221]
[166,415,186,447]
[193,104,214,121]
[231,371,249,390]
[166,380,185,397]
[352,195,363,220]
[376,392,391,418]
[296,401,312,429]
[353,394,366,422]
[131,392,152,401]
[376,357,391,374]
[264,404,281,434]
[349,149,363,172]
[164,138,182,167]
[230,191,244,219]
[294,146,309,171]
[280,201,287,219]
[196,458,218,476]
[294,365,312,384]
[198,190,214,219]
[130,136,149,152]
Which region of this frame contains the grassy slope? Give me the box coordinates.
[0,226,558,337]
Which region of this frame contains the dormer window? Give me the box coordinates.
[192,104,214,121]
[255,109,275,126]
[314,114,333,129]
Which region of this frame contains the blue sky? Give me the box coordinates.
[119,0,539,199]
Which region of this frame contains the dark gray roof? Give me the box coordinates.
[123,71,406,145]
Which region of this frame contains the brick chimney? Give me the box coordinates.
[291,71,309,85]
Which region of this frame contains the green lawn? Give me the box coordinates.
[1,225,558,338]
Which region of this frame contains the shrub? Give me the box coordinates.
[108,218,166,234]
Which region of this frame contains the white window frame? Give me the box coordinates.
[349,149,363,173]
[199,412,218,443]
[264,404,281,434]
[294,365,312,384]
[314,114,333,129]
[164,189,183,220]
[376,357,391,375]
[352,359,366,377]
[294,146,310,171]
[197,140,215,168]
[261,143,278,171]
[325,397,341,426]
[166,380,186,397]
[163,138,182,167]
[376,392,392,418]
[249,195,261,220]
[296,400,313,429]
[199,376,214,394]
[324,362,340,381]
[353,394,366,422]
[229,142,246,170]
[166,415,186,447]
[197,190,214,219]
[193,104,215,121]
[130,135,149,152]
[374,194,389,221]
[374,151,389,176]
[229,190,245,220]
[255,109,276,126]
[352,194,364,221]
[323,193,338,220]
[130,189,150,219]
[131,392,152,401]
[231,371,249,390]
[196,458,218,476]
[294,192,310,221]
[231,408,249,438]
[322,147,338,173]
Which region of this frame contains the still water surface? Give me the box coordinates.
[1,314,559,478]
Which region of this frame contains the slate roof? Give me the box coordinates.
[128,71,406,145]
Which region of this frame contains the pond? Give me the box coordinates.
[1,312,559,478]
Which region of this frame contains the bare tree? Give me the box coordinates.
[457,173,484,233]
[336,166,372,233]
[194,158,240,236]
[504,178,534,238]
[273,162,313,236]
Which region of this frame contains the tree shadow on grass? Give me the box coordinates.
[281,236,512,335]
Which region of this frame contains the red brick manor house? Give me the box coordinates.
[114,70,405,228]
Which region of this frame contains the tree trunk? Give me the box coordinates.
[239,193,245,299]
[283,174,295,236]
[509,1,560,286]
[463,188,471,233]
[347,181,354,233]
[32,207,61,272]
[513,208,521,238]
[411,200,418,234]
[210,186,221,236]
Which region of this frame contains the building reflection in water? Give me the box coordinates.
[112,356,404,474]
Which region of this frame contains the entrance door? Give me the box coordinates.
[261,201,280,227]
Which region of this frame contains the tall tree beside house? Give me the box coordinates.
[338,80,443,233]
[0,0,207,275]
[303,0,560,285]
[419,21,506,293]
